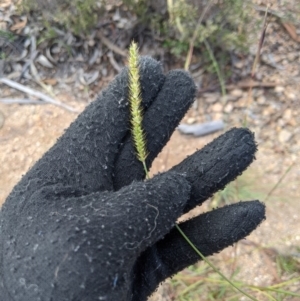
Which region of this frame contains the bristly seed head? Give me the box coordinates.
[128,41,148,164]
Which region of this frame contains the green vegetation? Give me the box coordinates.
[166,0,252,53]
[0,30,16,41]
[169,171,300,300]
[14,0,300,80]
[0,30,17,59]
[171,262,300,300]
[19,0,105,36]
[18,0,253,51]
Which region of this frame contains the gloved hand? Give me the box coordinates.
[0,57,265,301]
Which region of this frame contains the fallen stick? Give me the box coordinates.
[97,32,127,57]
[226,80,277,90]
[0,98,44,104]
[107,51,122,72]
[0,78,78,112]
[178,120,224,137]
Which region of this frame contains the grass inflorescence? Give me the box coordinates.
[127,41,149,178]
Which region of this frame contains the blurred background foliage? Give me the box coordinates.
[18,0,254,53]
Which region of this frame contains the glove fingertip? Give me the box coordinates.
[178,200,266,256]
[138,56,165,108]
[173,127,258,213]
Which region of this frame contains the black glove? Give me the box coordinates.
[0,57,265,301]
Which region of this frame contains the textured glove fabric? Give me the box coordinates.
[0,57,265,301]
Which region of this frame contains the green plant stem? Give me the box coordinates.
[248,288,277,301]
[269,277,300,288]
[175,224,258,301]
[142,161,149,179]
[178,278,204,297]
[178,276,300,298]
[184,0,213,71]
[203,39,226,96]
[249,285,300,297]
[264,162,294,202]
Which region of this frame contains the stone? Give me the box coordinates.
[211,103,223,112]
[224,103,233,113]
[203,93,220,104]
[283,109,292,121]
[186,117,196,124]
[278,129,292,143]
[0,111,4,129]
[284,91,296,100]
[234,60,244,69]
[230,89,243,98]
[275,86,284,93]
[287,118,297,127]
[214,112,223,120]
[256,95,266,105]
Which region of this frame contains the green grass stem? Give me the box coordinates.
[203,39,226,96]
[175,224,259,301]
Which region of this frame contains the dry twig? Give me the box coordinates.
[97,32,127,57]
[0,78,78,112]
[0,98,43,104]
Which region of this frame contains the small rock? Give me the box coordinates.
[236,98,247,108]
[101,67,108,77]
[51,45,61,54]
[203,93,220,104]
[36,54,54,68]
[224,103,233,113]
[262,106,274,116]
[186,117,196,124]
[0,111,4,129]
[283,109,292,121]
[87,39,95,47]
[278,129,292,143]
[278,119,285,127]
[211,103,223,112]
[255,71,263,81]
[255,89,264,97]
[230,89,243,98]
[220,95,228,103]
[275,86,284,93]
[287,52,298,62]
[284,91,296,100]
[220,95,238,103]
[234,60,244,69]
[287,118,297,127]
[205,97,218,104]
[256,95,266,105]
[214,113,223,120]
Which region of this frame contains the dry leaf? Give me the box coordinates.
[10,17,27,32]
[43,78,58,86]
[0,0,11,9]
[36,54,54,68]
[226,79,277,90]
[282,22,300,43]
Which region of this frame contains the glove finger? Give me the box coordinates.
[105,172,190,256]
[133,200,265,300]
[171,127,257,213]
[19,57,165,195]
[113,70,196,190]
